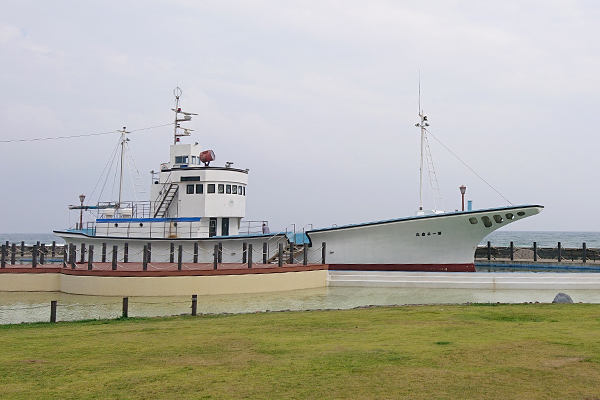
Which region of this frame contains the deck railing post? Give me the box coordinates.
[50,300,57,323]
[248,244,253,268]
[533,242,537,262]
[122,297,128,318]
[510,241,514,261]
[80,243,86,263]
[583,242,587,263]
[178,245,183,270]
[1,244,5,268]
[193,242,198,263]
[88,245,94,270]
[40,244,45,265]
[487,241,491,260]
[213,244,218,269]
[51,241,56,258]
[191,294,197,316]
[124,243,129,263]
[303,242,308,265]
[263,243,267,264]
[143,245,148,271]
[147,243,152,263]
[218,242,223,263]
[101,243,107,263]
[112,245,118,270]
[322,242,327,264]
[558,242,562,262]
[242,243,247,264]
[170,243,175,263]
[32,244,38,268]
[278,243,283,267]
[11,243,16,265]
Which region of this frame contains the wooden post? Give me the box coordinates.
[51,241,56,258]
[32,244,37,268]
[20,241,24,257]
[213,244,218,269]
[70,244,76,269]
[143,245,148,271]
[178,245,183,270]
[80,243,86,263]
[170,243,175,263]
[218,242,223,263]
[191,295,197,316]
[40,244,45,265]
[63,247,67,268]
[112,245,118,270]
[558,242,562,262]
[147,243,152,262]
[533,242,537,262]
[322,242,326,264]
[11,243,16,265]
[583,242,587,263]
[88,245,94,270]
[278,243,283,267]
[248,244,253,268]
[510,241,514,261]
[50,300,57,323]
[122,297,128,318]
[193,242,198,263]
[102,242,107,262]
[263,243,267,264]
[487,241,491,261]
[1,244,5,268]
[289,242,294,264]
[303,242,308,265]
[242,243,247,264]
[124,243,129,263]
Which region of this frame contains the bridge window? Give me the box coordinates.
[243,186,246,196]
[226,184,232,194]
[196,184,203,194]
[218,184,224,194]
[481,216,492,228]
[232,185,237,194]
[238,185,243,195]
[175,156,189,164]
[207,184,215,193]
[186,184,194,194]
[181,176,200,182]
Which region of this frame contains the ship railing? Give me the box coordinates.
[239,220,269,235]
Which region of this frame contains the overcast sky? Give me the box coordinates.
[1,1,599,233]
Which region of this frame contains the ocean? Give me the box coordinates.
[0,232,598,248]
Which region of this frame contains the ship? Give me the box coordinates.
[54,88,543,271]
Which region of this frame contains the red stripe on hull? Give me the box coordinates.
[328,263,476,272]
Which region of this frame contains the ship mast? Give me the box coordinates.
[172,87,197,145]
[416,111,429,211]
[117,127,130,210]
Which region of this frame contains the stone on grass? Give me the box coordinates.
[552,293,573,304]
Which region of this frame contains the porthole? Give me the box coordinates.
[422,232,425,236]
[493,215,503,223]
[517,211,526,216]
[481,216,492,228]
[469,217,478,224]
[114,223,119,227]
[505,213,514,220]
[416,233,420,236]
[438,231,441,235]
[174,222,178,227]
[139,223,144,227]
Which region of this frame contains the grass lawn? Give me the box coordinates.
[1,303,600,399]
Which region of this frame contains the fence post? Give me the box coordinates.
[289,242,294,264]
[558,242,562,262]
[322,242,327,264]
[278,243,283,267]
[124,243,129,263]
[170,243,175,263]
[487,241,491,260]
[122,297,128,318]
[63,247,67,268]
[143,245,148,271]
[248,244,253,268]
[88,245,94,270]
[50,300,57,323]
[218,242,223,263]
[510,241,514,261]
[263,242,267,264]
[191,294,197,316]
[39,244,45,265]
[1,244,5,268]
[51,241,56,258]
[102,242,107,263]
[533,242,537,262]
[69,244,75,269]
[193,242,198,263]
[242,243,247,264]
[147,243,152,263]
[80,243,86,263]
[11,243,16,265]
[303,242,308,265]
[583,242,587,263]
[178,245,183,270]
[32,244,38,268]
[213,244,218,269]
[112,245,118,270]
[20,241,24,257]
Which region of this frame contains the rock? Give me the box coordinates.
[552,293,573,304]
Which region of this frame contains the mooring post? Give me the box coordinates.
[40,244,45,265]
[178,245,183,270]
[11,243,16,265]
[112,245,118,270]
[487,241,491,260]
[278,243,283,267]
[122,297,128,318]
[193,242,198,263]
[20,241,24,257]
[32,244,38,268]
[143,245,148,271]
[170,243,175,263]
[147,243,152,262]
[63,247,67,268]
[51,241,56,258]
[88,245,94,270]
[303,242,308,265]
[263,242,267,264]
[213,244,218,269]
[289,242,294,264]
[558,242,562,262]
[218,242,223,264]
[101,242,107,263]
[80,243,86,263]
[123,243,129,263]
[533,242,537,262]
[322,242,327,264]
[191,294,197,316]
[242,242,247,264]
[248,244,253,268]
[510,241,514,261]
[70,244,76,269]
[50,300,57,323]
[583,242,587,263]
[1,244,5,268]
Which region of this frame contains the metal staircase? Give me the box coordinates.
[153,183,178,218]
